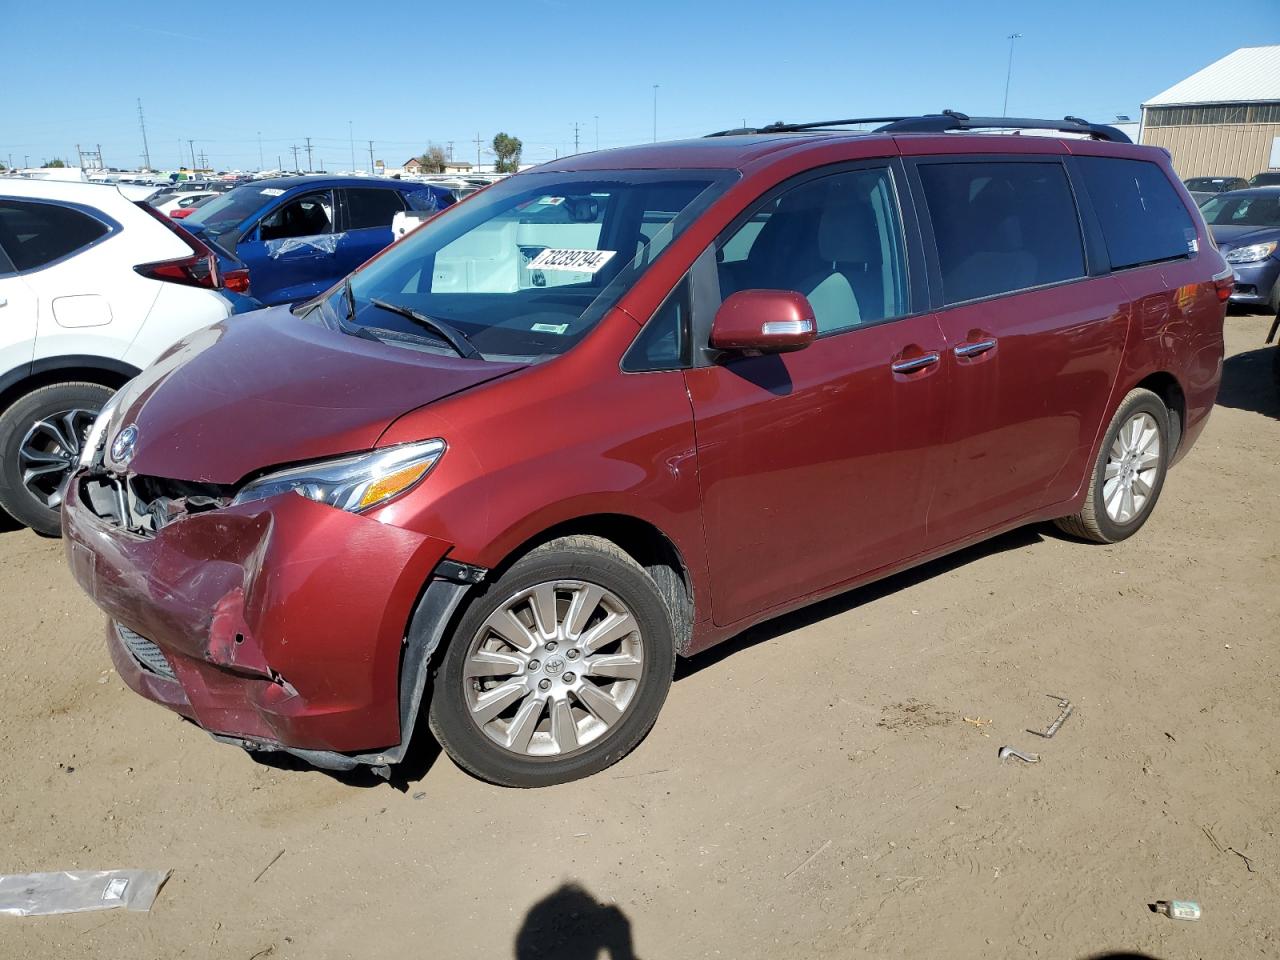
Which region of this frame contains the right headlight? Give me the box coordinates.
[1224,241,1278,265]
[231,439,446,513]
[78,391,125,468]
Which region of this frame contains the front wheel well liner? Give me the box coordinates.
[0,357,140,416]
[478,514,695,656]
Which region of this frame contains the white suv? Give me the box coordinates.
[0,178,237,535]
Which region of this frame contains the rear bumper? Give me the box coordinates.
[64,475,453,756]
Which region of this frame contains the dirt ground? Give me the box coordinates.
[1,312,1277,960]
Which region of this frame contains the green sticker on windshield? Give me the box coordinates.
[531,322,570,334]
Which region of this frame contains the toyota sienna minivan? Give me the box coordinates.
[64,113,1228,787]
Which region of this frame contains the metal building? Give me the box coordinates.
[1140,45,1280,179]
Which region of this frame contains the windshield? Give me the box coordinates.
[1249,172,1280,186]
[1185,178,1230,191]
[184,184,280,237]
[1200,193,1280,227]
[332,169,735,360]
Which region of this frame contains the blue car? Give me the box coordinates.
[180,176,454,307]
[1200,187,1280,313]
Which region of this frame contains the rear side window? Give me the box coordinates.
[1077,157,1197,270]
[918,161,1085,305]
[0,199,110,272]
[345,188,406,230]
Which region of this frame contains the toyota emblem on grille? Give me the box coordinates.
[111,424,139,465]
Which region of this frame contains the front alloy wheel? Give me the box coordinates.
[429,536,676,786]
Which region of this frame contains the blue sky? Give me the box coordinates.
[4,0,1279,171]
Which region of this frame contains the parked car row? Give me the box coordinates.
[58,114,1228,786]
[1198,186,1280,313]
[0,175,455,535]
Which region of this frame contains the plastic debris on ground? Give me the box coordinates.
[0,869,171,917]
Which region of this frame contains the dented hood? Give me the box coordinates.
[112,305,522,484]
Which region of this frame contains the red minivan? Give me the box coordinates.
[63,114,1228,786]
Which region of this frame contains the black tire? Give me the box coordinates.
[1054,387,1170,544]
[428,535,677,787]
[0,382,115,537]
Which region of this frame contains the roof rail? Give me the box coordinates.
[707,110,1132,143]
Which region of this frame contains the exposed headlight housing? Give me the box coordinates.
[78,391,126,468]
[231,440,445,513]
[1224,241,1278,264]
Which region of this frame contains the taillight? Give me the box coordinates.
[222,268,251,294]
[1212,268,1234,303]
[133,201,220,290]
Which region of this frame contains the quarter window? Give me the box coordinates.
[717,167,909,334]
[623,276,689,372]
[0,200,110,272]
[918,161,1085,305]
[345,188,406,230]
[1077,157,1198,270]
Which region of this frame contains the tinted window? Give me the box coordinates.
[258,191,334,241]
[0,200,109,272]
[919,161,1085,305]
[345,188,405,229]
[717,167,909,333]
[623,276,689,371]
[1077,157,1197,270]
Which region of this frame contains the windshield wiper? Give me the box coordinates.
[344,277,356,320]
[369,298,483,360]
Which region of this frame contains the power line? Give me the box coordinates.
[136,98,152,171]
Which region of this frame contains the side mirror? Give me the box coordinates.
[710,289,817,354]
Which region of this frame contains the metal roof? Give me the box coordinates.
[1144,45,1280,108]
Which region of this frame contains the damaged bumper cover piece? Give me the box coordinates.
[65,472,483,768]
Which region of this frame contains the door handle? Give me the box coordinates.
[890,352,940,374]
[954,338,997,358]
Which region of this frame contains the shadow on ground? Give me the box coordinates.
[677,525,1044,681]
[1216,345,1279,419]
[515,883,637,960]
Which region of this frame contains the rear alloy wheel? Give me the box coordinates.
[0,382,115,536]
[1054,387,1169,544]
[429,536,676,787]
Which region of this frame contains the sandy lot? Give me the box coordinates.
[1,313,1277,960]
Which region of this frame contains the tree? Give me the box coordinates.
[42,159,67,168]
[492,133,522,173]
[416,144,448,174]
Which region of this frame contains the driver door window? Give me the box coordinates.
[258,191,334,242]
[717,167,909,334]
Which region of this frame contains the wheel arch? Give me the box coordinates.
[1129,370,1186,457]
[476,512,697,656]
[0,356,140,415]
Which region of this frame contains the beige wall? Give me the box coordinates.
[1141,122,1280,179]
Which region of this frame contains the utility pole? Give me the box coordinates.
[447,141,454,160]
[290,144,301,173]
[573,121,580,154]
[1002,33,1023,118]
[187,139,196,171]
[137,98,152,171]
[257,131,264,171]
[474,132,484,169]
[652,84,659,142]
[277,154,282,172]
[304,137,313,173]
[368,140,375,173]
[348,120,356,172]
[594,115,599,151]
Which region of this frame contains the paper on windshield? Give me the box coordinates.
[527,248,615,274]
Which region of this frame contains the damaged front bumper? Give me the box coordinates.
[64,470,476,771]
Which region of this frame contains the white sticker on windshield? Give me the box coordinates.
[532,322,570,334]
[528,248,616,274]
[261,187,285,196]
[537,196,565,206]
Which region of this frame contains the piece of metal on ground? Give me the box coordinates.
[1027,695,1073,739]
[997,745,1040,763]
